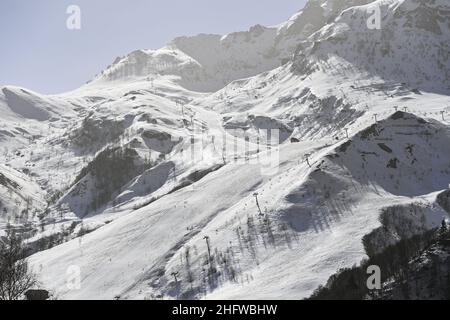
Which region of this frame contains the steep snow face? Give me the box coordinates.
[292,0,450,93]
[0,86,78,122]
[1,87,51,121]
[91,0,375,92]
[0,164,46,232]
[278,0,374,35]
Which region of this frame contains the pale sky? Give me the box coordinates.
[0,0,307,94]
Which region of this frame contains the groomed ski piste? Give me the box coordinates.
[0,0,449,299]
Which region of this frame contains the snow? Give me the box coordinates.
[0,0,449,300]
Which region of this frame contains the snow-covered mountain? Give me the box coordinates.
[292,0,450,93]
[92,0,374,92]
[1,0,449,300]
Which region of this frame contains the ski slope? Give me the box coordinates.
[0,0,449,300]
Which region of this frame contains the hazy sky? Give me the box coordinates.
[0,0,306,94]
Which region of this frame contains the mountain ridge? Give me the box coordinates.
[0,0,449,300]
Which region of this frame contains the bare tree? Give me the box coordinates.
[0,229,36,300]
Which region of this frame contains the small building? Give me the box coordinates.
[24,289,49,301]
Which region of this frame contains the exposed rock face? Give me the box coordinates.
[292,0,450,93]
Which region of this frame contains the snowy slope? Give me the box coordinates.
[292,0,450,93]
[91,0,374,92]
[0,0,449,300]
[0,164,46,233]
[28,111,450,300]
[0,86,79,151]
